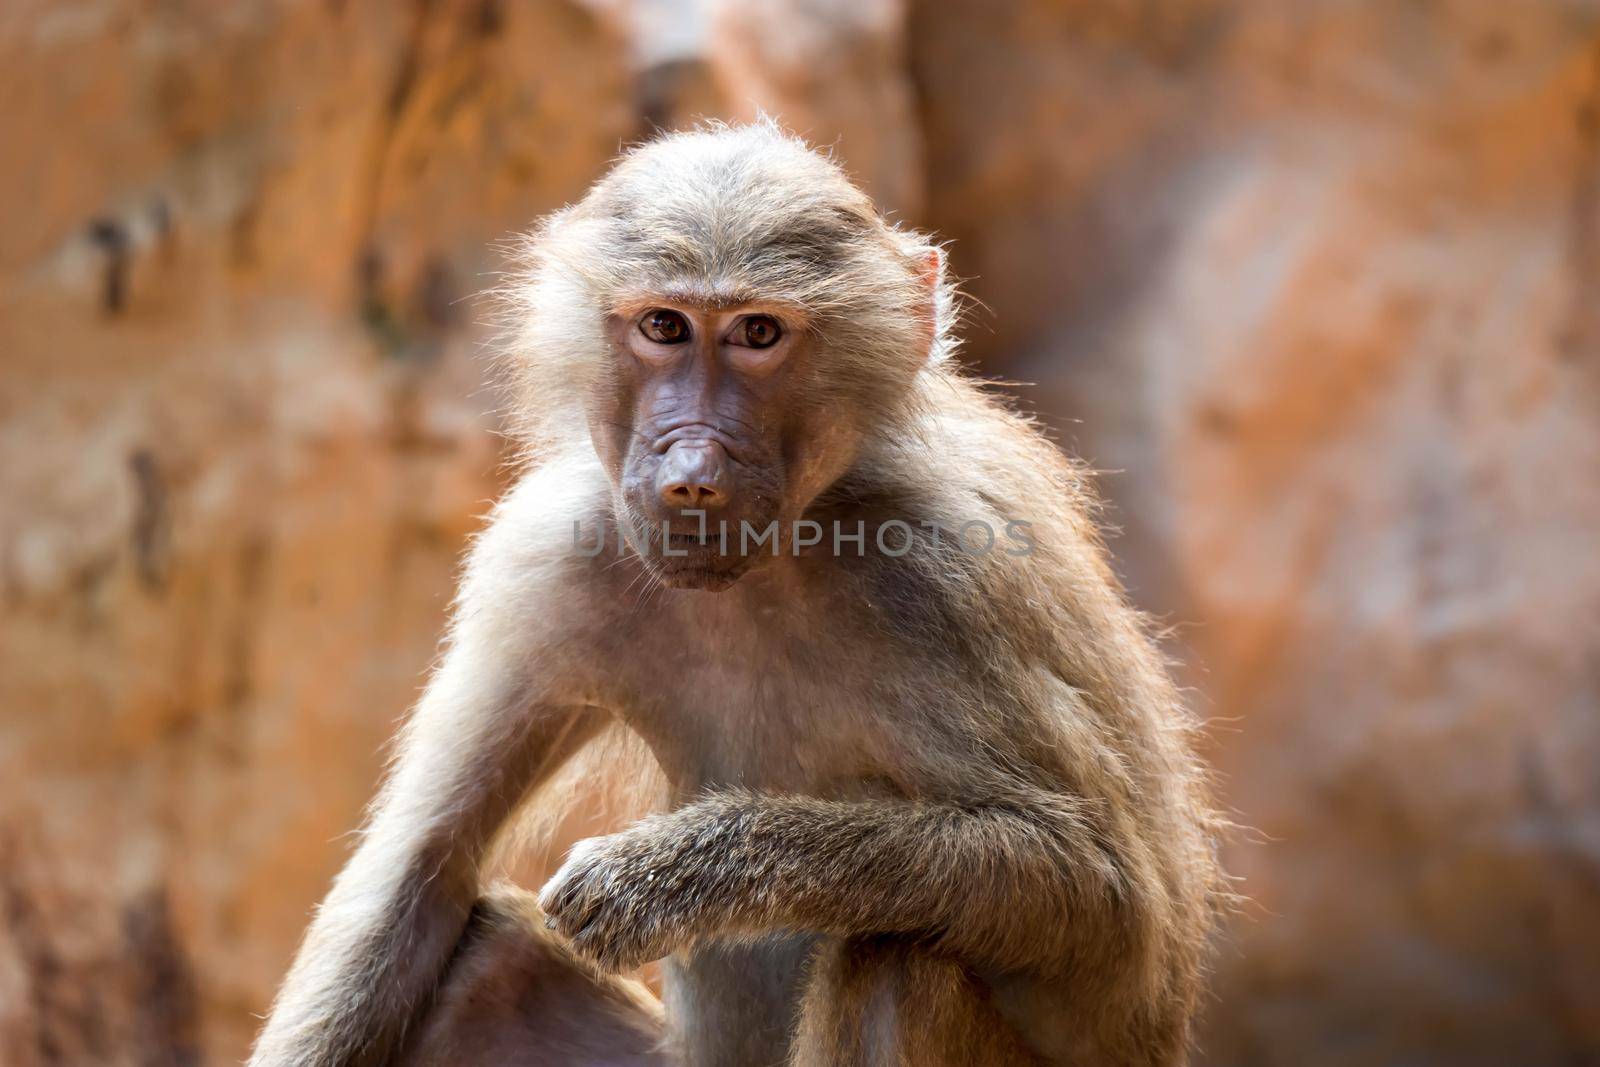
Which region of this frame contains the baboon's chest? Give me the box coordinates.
[607,580,927,797]
[650,640,903,796]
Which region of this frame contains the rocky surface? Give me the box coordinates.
[2,1,1596,1063]
[0,2,631,1060]
[908,4,1600,1062]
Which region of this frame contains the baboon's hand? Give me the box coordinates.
[537,829,694,971]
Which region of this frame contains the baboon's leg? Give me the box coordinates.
[791,938,1043,1067]
[397,891,1034,1067]
[394,885,669,1067]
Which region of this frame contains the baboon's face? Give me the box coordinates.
[590,300,856,591]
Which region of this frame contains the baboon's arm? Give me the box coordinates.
[249,539,604,1066]
[542,788,1128,975]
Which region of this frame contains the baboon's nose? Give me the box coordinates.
[657,440,732,510]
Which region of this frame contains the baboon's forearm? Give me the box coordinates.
[624,791,1128,971]
[249,685,602,1067]
[247,838,478,1067]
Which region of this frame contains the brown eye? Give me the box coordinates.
[640,309,690,344]
[738,315,781,349]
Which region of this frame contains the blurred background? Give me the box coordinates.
[2,1,1598,1064]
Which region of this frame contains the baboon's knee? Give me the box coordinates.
[394,884,668,1067]
[792,938,1041,1067]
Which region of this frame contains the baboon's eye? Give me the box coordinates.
[640,309,691,344]
[733,315,782,349]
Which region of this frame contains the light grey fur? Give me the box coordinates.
[249,122,1223,1067]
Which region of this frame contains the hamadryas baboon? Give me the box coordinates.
[250,121,1224,1067]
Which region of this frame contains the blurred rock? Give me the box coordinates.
[911,1,1600,1063]
[0,1,631,1060]
[705,0,924,217]
[608,0,925,216]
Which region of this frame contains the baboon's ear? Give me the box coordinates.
[914,247,943,366]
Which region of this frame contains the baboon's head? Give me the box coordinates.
[506,122,951,590]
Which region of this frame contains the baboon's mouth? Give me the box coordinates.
[650,547,751,592]
[665,531,727,551]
